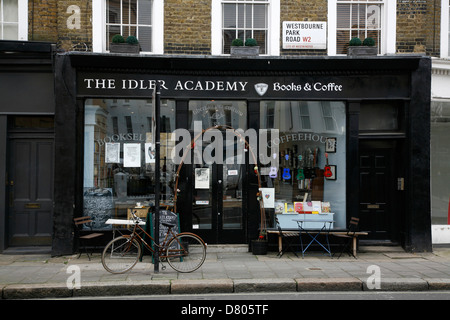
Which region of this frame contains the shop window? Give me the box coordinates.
[259,101,347,229]
[83,98,176,229]
[9,116,54,130]
[431,101,450,224]
[359,102,402,132]
[321,102,336,131]
[299,102,312,130]
[188,100,247,130]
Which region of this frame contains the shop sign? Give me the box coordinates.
[78,72,409,99]
[282,21,327,50]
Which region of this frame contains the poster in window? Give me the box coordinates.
[259,188,275,208]
[105,142,120,163]
[325,137,336,153]
[123,143,141,167]
[195,168,210,189]
[145,142,156,163]
[275,201,284,214]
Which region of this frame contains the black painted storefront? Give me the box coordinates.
[52,53,432,256]
[0,41,56,253]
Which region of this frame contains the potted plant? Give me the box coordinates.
[230,38,260,56]
[347,37,378,56]
[251,232,268,255]
[110,34,141,54]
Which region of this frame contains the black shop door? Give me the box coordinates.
[7,130,54,246]
[359,141,399,241]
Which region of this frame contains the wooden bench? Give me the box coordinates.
[267,229,368,258]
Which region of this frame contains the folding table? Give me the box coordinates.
[293,218,334,258]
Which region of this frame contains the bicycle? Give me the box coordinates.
[101,210,207,274]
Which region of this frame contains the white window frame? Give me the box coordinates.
[211,0,280,56]
[441,0,450,58]
[92,0,164,54]
[0,0,27,40]
[327,0,396,56]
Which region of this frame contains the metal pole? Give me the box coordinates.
[153,83,161,273]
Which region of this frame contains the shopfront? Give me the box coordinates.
[52,53,432,255]
[0,41,56,253]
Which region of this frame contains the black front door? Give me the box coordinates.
[8,133,54,246]
[359,141,397,241]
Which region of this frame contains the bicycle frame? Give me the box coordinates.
[124,220,184,259]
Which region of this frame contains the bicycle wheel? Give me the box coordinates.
[102,236,141,274]
[166,233,206,273]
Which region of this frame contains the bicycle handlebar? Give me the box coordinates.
[131,210,143,223]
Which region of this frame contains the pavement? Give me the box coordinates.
[1,245,450,299]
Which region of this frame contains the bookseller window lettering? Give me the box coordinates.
[83,98,176,229]
[260,101,346,229]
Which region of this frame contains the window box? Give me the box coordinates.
[230,46,260,57]
[109,43,140,54]
[347,46,378,57]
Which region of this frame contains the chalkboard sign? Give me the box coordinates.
[83,187,113,230]
[147,210,180,247]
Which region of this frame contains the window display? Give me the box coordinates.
[83,98,176,229]
[259,101,346,228]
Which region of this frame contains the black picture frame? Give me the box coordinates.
[325,165,337,180]
[325,137,337,153]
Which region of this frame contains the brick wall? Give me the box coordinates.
[28,0,58,43]
[57,1,93,52]
[397,0,440,56]
[164,0,211,55]
[25,0,442,57]
[28,0,92,52]
[280,0,328,56]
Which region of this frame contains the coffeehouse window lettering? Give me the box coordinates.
[259,101,346,229]
[83,98,176,229]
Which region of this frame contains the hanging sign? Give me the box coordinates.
[282,21,327,50]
